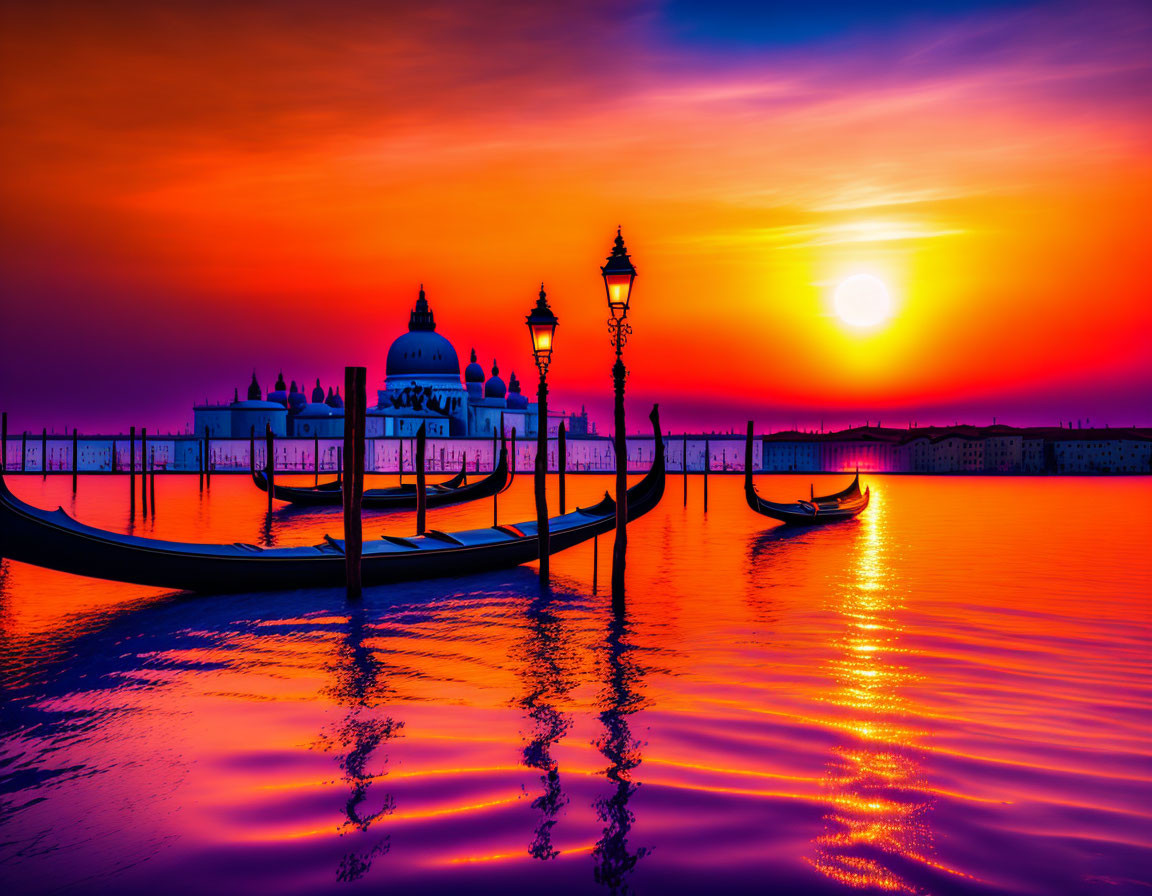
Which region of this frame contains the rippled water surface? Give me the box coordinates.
[1,473,1150,895]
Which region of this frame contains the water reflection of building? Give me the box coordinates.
[315,605,404,883]
[808,492,935,893]
[515,595,577,860]
[592,610,649,894]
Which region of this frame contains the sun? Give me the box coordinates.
[834,274,892,328]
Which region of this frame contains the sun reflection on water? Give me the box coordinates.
[808,492,937,893]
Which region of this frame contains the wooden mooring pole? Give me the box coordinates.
[492,428,498,526]
[203,426,211,489]
[140,428,148,515]
[314,433,319,485]
[21,431,27,472]
[72,428,78,493]
[343,366,367,599]
[415,423,427,535]
[558,421,566,515]
[745,421,755,504]
[703,437,709,513]
[265,424,275,516]
[129,426,136,514]
[149,448,156,513]
[1,412,6,473]
[683,436,688,505]
[41,427,47,479]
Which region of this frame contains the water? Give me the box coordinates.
[1,474,1149,895]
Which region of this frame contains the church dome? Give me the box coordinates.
[326,386,344,409]
[298,402,334,418]
[247,372,262,401]
[311,378,325,403]
[268,370,289,407]
[484,360,506,399]
[288,380,307,414]
[506,371,528,410]
[385,286,461,378]
[464,348,485,383]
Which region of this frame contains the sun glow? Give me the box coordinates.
[834,275,893,328]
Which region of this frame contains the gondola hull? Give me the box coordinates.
[743,491,870,526]
[0,408,665,593]
[743,422,869,526]
[252,453,509,509]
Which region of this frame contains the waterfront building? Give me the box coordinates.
[928,431,985,473]
[192,373,288,438]
[292,380,344,437]
[819,427,905,472]
[984,429,1023,473]
[1050,432,1152,474]
[762,431,821,472]
[190,286,587,440]
[905,436,932,472]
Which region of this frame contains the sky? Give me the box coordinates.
[1,0,1150,434]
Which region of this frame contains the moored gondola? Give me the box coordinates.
[744,422,869,526]
[0,407,666,593]
[251,436,512,509]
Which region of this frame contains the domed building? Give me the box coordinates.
[191,284,579,441]
[506,372,528,410]
[193,371,287,437]
[267,372,289,408]
[288,380,307,415]
[294,401,341,437]
[484,361,505,399]
[371,286,471,437]
[464,349,485,400]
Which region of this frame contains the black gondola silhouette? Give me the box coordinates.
[744,422,869,525]
[0,406,666,592]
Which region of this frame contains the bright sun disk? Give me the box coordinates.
[834,274,892,328]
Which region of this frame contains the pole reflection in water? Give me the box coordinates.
[515,593,576,860]
[809,492,937,893]
[592,607,650,894]
[314,603,404,883]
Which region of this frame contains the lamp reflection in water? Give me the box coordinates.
[809,492,936,893]
[516,593,576,859]
[314,604,404,882]
[592,608,650,894]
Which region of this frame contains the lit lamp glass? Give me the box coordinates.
[604,273,634,318]
[601,228,637,320]
[526,285,559,373]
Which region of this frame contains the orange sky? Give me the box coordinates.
[1,0,1150,432]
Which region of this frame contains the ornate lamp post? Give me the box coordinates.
[601,228,636,601]
[527,284,559,583]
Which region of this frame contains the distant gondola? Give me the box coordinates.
[252,436,512,509]
[0,407,666,593]
[743,422,869,525]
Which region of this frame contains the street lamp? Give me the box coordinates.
[601,227,636,602]
[527,284,559,583]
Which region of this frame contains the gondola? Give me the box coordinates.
[251,436,512,509]
[743,422,869,526]
[0,406,666,593]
